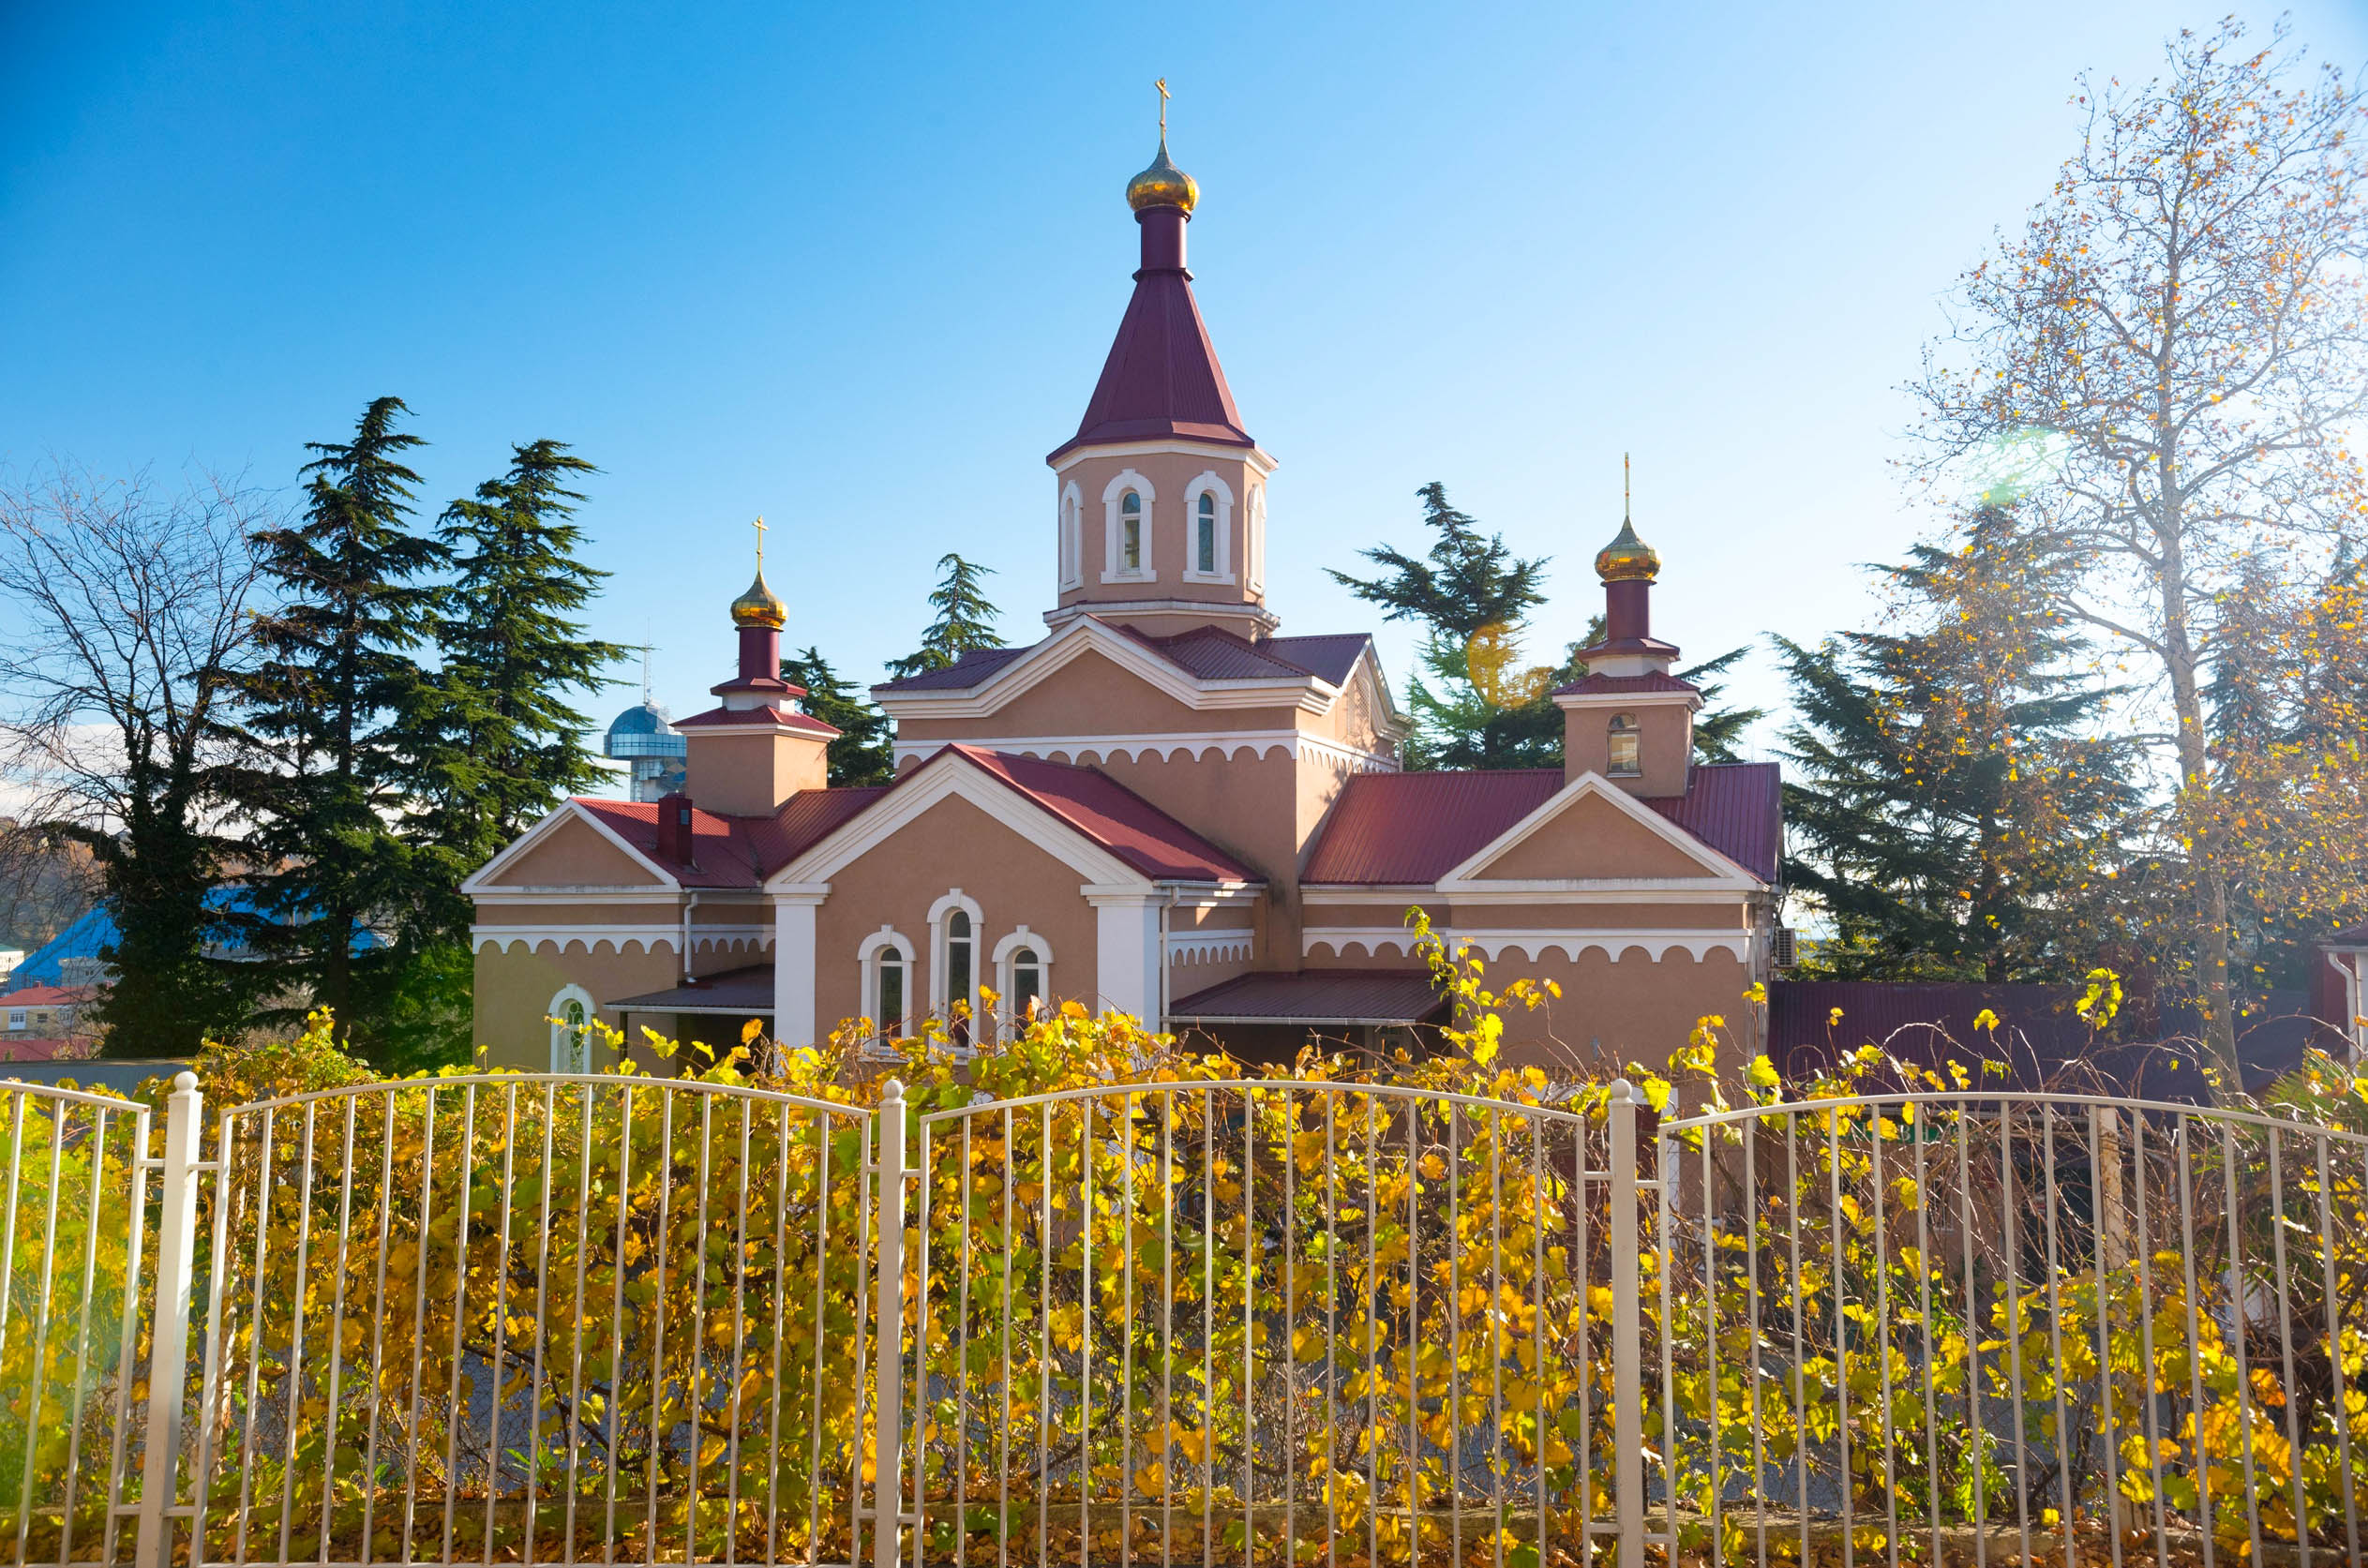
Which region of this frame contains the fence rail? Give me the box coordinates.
[0,1070,2352,1566]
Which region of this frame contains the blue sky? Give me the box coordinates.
[6,1,2364,750]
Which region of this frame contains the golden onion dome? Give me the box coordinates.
[1126,136,1198,214]
[730,570,787,630]
[1595,517,1660,583]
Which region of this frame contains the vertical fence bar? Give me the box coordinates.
[135,1072,204,1568]
[873,1082,907,1568]
[1608,1080,1644,1568]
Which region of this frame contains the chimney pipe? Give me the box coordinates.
[655,792,696,866]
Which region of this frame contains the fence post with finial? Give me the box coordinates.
[872,1079,907,1568]
[1608,1078,1645,1568]
[136,1070,204,1568]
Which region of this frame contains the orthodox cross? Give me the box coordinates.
[1156,78,1169,139]
[753,515,768,572]
[1623,453,1631,521]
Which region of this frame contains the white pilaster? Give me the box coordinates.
[1086,889,1162,1023]
[772,888,827,1049]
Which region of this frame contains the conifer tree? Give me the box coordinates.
[408,440,622,942]
[887,554,1004,679]
[782,647,894,786]
[220,396,446,1051]
[1777,507,2143,982]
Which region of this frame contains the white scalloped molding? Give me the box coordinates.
[892,731,1395,771]
[1300,928,1752,963]
[1167,932,1253,966]
[470,926,773,955]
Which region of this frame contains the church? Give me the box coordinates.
[464,129,1782,1075]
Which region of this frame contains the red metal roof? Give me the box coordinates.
[0,984,92,1008]
[941,746,1256,883]
[577,790,888,889]
[876,625,1374,697]
[872,646,1028,694]
[1049,263,1252,463]
[673,704,840,738]
[1301,762,1782,887]
[1169,969,1446,1025]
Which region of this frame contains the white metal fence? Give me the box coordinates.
[0,1069,2356,1565]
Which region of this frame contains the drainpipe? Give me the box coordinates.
[1159,886,1183,1034]
[682,891,700,984]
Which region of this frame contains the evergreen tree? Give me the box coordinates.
[887,554,1004,680]
[220,396,447,1055]
[409,441,622,939]
[1777,507,2143,982]
[782,647,894,786]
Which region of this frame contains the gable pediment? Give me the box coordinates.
[466,805,673,893]
[1438,772,1761,891]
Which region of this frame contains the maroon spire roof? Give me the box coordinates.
[1047,195,1254,464]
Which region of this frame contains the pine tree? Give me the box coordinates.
[1777,507,2143,982]
[782,647,894,786]
[410,440,622,936]
[220,396,447,1054]
[887,554,1004,680]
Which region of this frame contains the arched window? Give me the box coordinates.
[1058,484,1084,590]
[1182,471,1235,583]
[1608,712,1641,777]
[1195,493,1216,575]
[928,890,985,1048]
[1102,470,1155,582]
[946,910,974,1045]
[859,927,914,1042]
[992,928,1056,1041]
[547,984,596,1073]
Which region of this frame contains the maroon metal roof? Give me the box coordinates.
[875,627,1373,696]
[1169,969,1446,1025]
[576,798,768,887]
[943,746,1257,883]
[607,964,775,1013]
[742,787,891,871]
[872,646,1029,694]
[673,703,840,738]
[1301,762,1782,886]
[1048,265,1252,464]
[1262,634,1373,688]
[1646,763,1782,883]
[1550,671,1701,698]
[1302,769,1562,885]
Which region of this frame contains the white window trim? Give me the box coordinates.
[858,925,915,1039]
[1102,470,1157,584]
[1057,482,1084,591]
[926,889,985,1026]
[547,984,597,1072]
[1181,470,1236,583]
[991,926,1056,1038]
[1245,484,1266,593]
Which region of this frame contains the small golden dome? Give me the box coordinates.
[730,570,787,630]
[1126,137,1198,214]
[1595,517,1660,583]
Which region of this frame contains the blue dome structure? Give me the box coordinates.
[605,699,687,800]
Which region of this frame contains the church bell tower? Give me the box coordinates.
[1045,90,1279,639]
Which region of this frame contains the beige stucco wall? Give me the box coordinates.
[683,729,828,816]
[1485,946,1759,1083]
[813,793,1100,1033]
[895,652,1302,744]
[488,814,661,887]
[1475,793,1712,879]
[472,937,682,1068]
[1054,447,1267,619]
[1561,701,1693,798]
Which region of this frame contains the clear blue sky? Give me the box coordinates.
[6,1,2364,748]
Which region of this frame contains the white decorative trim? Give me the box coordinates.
[1245,483,1266,595]
[1102,470,1156,584]
[472,926,679,955]
[927,889,985,1025]
[1167,931,1252,966]
[473,888,686,905]
[687,925,772,949]
[1299,885,1753,907]
[890,728,1398,772]
[772,896,818,1050]
[858,925,914,1038]
[1552,689,1704,713]
[462,800,677,896]
[1057,482,1084,592]
[992,927,1055,1038]
[873,617,1337,721]
[1436,771,1764,889]
[768,747,1151,892]
[1049,438,1277,477]
[1300,927,1752,963]
[1180,470,1235,583]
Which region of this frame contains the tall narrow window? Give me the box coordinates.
[946,910,974,1045]
[876,949,906,1033]
[1608,712,1641,776]
[1195,493,1216,575]
[1011,947,1042,1019]
[1059,489,1081,589]
[1120,492,1143,572]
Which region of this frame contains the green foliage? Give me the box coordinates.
[782,646,894,786]
[1778,506,2145,982]
[405,440,622,945]
[887,553,1004,681]
[218,396,447,1052]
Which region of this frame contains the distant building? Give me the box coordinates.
[605,699,688,802]
[0,950,22,985]
[0,982,95,1058]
